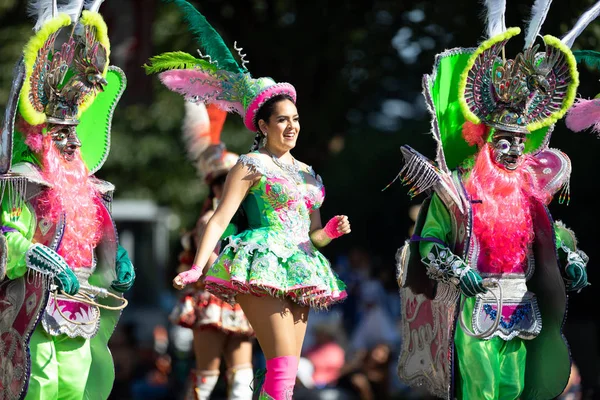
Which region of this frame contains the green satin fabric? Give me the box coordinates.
[455,297,526,400]
[430,50,476,170]
[26,325,114,400]
[1,193,35,279]
[418,193,452,258]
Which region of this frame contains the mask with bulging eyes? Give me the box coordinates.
[48,124,82,162]
[492,131,526,171]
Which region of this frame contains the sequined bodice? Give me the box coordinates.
[238,154,325,243]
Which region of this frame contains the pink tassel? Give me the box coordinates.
[159,70,245,116]
[565,98,600,134]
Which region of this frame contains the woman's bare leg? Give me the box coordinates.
[224,336,254,400]
[237,294,299,399]
[191,329,226,399]
[288,302,309,358]
[193,328,226,370]
[236,294,296,359]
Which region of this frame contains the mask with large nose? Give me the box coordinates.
[48,124,82,162]
[491,130,526,171]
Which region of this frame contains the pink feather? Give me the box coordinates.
[565,98,600,134]
[159,70,244,116]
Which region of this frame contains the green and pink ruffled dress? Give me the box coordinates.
[205,153,347,308]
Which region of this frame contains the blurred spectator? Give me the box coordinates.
[336,248,373,335]
[109,323,138,400]
[336,343,394,400]
[560,363,582,400]
[350,281,399,351]
[332,280,401,400]
[305,322,346,388]
[130,325,174,400]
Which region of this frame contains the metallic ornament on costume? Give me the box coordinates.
[461,28,577,134]
[21,13,109,127]
[492,131,525,170]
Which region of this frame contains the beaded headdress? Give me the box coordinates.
[458,9,583,135]
[144,0,296,132]
[19,0,110,127]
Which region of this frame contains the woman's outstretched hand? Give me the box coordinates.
[172,265,203,290]
[324,215,351,239]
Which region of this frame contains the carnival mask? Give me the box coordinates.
[492,131,525,171]
[48,125,81,162]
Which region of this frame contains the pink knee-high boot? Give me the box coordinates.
[259,356,298,400]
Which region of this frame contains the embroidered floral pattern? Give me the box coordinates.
[205,154,346,308]
[483,303,532,330]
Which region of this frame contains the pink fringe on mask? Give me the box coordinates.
[16,117,44,152]
[462,121,489,147]
[36,135,102,268]
[159,70,244,115]
[464,144,545,274]
[565,98,600,134]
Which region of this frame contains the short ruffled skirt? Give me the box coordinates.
[169,289,254,336]
[205,228,347,309]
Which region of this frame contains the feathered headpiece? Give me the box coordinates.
[20,0,111,126]
[459,0,600,136]
[399,0,600,190]
[0,0,126,174]
[144,0,296,132]
[182,101,238,183]
[565,49,600,136]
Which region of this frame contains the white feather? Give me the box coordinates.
[182,102,212,162]
[562,1,600,48]
[484,0,507,38]
[58,0,86,23]
[28,0,87,31]
[84,0,105,12]
[27,0,57,31]
[524,0,554,49]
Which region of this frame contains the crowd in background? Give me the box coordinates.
[106,246,589,400]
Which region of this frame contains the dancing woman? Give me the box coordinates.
[145,1,350,398]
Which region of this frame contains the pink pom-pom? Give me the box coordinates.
[462,121,489,147]
[16,117,44,152]
[565,98,600,134]
[25,131,44,152]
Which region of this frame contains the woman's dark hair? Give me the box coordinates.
[208,173,227,199]
[250,93,295,151]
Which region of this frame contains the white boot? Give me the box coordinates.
[188,370,219,400]
[228,365,254,400]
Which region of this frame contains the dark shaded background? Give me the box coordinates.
[1,0,599,398]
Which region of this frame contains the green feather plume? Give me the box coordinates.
[573,50,600,70]
[164,0,243,74]
[143,51,217,74]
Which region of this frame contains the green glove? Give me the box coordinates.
[458,268,487,297]
[25,243,80,295]
[564,248,589,292]
[111,244,135,293]
[422,243,487,298]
